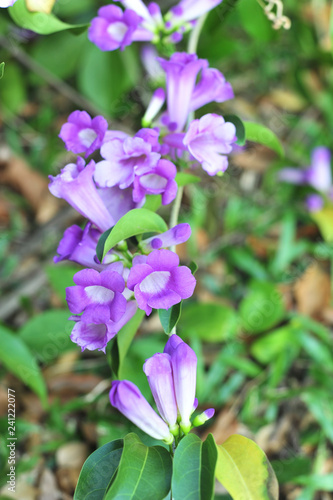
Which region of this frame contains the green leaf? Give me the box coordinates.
[74,440,123,500]
[250,325,300,364]
[239,282,285,334]
[172,433,218,500]
[109,308,145,378]
[311,206,333,242]
[9,0,87,34]
[224,115,246,146]
[0,63,27,117]
[302,390,333,442]
[158,302,182,335]
[175,172,201,187]
[0,62,4,79]
[244,122,284,158]
[102,209,168,258]
[0,325,47,406]
[19,310,77,362]
[216,434,279,500]
[179,302,239,342]
[104,433,172,500]
[96,228,112,265]
[143,195,162,212]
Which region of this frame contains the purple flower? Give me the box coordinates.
[66,266,127,324]
[49,158,115,232]
[70,300,137,352]
[59,111,108,157]
[127,249,196,315]
[116,0,155,27]
[164,334,197,432]
[94,134,160,189]
[306,194,324,213]
[133,159,178,205]
[89,5,154,52]
[158,52,208,132]
[0,0,17,7]
[279,147,332,193]
[168,0,223,24]
[140,223,191,251]
[142,88,166,127]
[143,353,178,429]
[110,380,174,443]
[190,68,234,112]
[183,113,237,176]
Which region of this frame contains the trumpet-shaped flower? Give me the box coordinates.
[49,158,115,232]
[133,159,178,205]
[158,52,208,132]
[89,5,154,52]
[143,353,178,429]
[59,111,108,157]
[66,266,127,324]
[190,68,234,111]
[110,380,174,443]
[70,300,137,352]
[127,249,196,315]
[168,0,223,24]
[184,113,237,176]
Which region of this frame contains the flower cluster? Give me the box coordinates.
[110,335,214,442]
[279,147,332,212]
[88,0,224,52]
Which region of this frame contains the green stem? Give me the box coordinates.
[187,13,208,53]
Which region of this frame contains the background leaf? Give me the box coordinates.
[224,114,246,146]
[216,434,279,500]
[102,209,168,258]
[244,122,284,157]
[74,439,123,500]
[0,325,47,406]
[172,433,218,500]
[104,433,172,500]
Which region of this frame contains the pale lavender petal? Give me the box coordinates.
[190,68,234,111]
[169,266,196,299]
[278,167,307,185]
[110,380,173,442]
[306,146,332,192]
[306,194,324,212]
[127,263,153,290]
[146,249,179,271]
[143,353,178,427]
[109,292,127,322]
[141,223,191,250]
[66,286,89,314]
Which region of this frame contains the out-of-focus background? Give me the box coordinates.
[1,1,333,498]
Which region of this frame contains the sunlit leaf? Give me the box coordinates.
[216,434,279,500]
[244,122,284,157]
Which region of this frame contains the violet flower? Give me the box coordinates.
[110,380,174,443]
[183,113,237,176]
[49,158,115,232]
[142,88,166,127]
[158,52,208,132]
[66,266,127,324]
[140,223,191,251]
[94,134,160,189]
[116,0,156,28]
[189,68,234,112]
[164,334,197,432]
[168,0,223,24]
[59,111,108,157]
[127,249,196,315]
[88,5,154,52]
[70,300,137,352]
[133,159,178,205]
[306,194,324,213]
[143,353,178,430]
[279,147,332,193]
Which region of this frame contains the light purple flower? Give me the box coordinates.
[193,408,216,427]
[306,194,324,213]
[89,5,154,52]
[94,134,160,189]
[110,380,174,443]
[143,353,178,429]
[59,111,108,157]
[116,0,155,27]
[140,223,191,251]
[133,159,178,205]
[127,249,196,315]
[49,158,115,232]
[0,0,17,6]
[184,113,237,176]
[158,52,208,132]
[190,68,234,111]
[168,0,223,24]
[279,147,332,193]
[66,266,127,324]
[70,301,137,352]
[164,334,197,431]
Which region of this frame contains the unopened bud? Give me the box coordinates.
[193,408,215,427]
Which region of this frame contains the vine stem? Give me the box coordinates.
[187,13,208,53]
